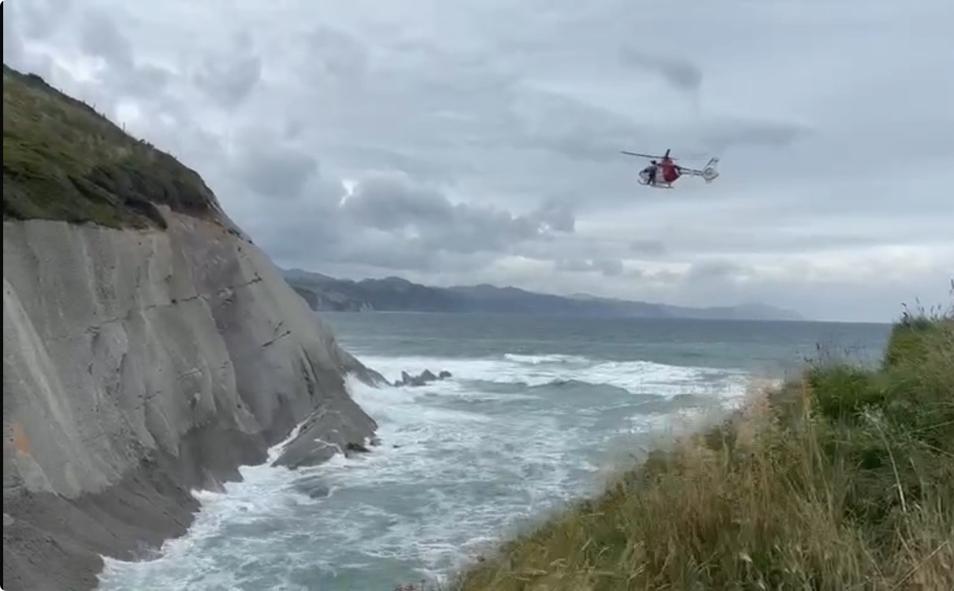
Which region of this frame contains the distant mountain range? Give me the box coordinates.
[282,268,804,321]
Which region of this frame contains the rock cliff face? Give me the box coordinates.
[2,66,379,590]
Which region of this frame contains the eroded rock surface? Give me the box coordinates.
[2,213,377,590]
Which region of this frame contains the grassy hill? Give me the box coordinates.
[452,301,953,590]
[2,65,220,228]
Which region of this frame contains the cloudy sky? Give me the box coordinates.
[5,0,953,321]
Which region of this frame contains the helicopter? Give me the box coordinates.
[621,148,720,189]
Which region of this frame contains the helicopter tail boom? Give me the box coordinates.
[677,157,720,183]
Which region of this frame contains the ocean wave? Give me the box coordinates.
[503,353,591,365]
[360,353,749,400]
[103,352,754,590]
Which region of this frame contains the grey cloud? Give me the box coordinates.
[243,168,572,272]
[619,48,702,94]
[80,11,132,69]
[8,0,72,40]
[593,258,623,277]
[236,145,320,199]
[701,119,807,152]
[253,203,497,273]
[88,60,174,105]
[554,259,589,273]
[75,10,174,108]
[284,118,304,140]
[337,236,438,271]
[531,199,576,233]
[510,88,643,161]
[686,260,748,282]
[3,0,71,75]
[194,52,261,108]
[344,175,452,231]
[624,266,647,279]
[249,208,344,266]
[556,258,624,277]
[354,146,465,181]
[530,123,639,162]
[334,237,497,273]
[3,23,25,68]
[304,26,369,82]
[118,63,172,96]
[342,173,571,254]
[644,269,682,284]
[629,240,667,256]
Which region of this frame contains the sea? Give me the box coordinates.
[99,313,890,591]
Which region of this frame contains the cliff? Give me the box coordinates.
[2,66,379,590]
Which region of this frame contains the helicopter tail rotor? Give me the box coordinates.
[701,158,720,182]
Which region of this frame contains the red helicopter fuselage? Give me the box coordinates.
[658,157,680,183]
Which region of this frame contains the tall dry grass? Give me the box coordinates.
[452,303,953,590]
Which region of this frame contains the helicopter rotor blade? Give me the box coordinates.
[621,150,679,161]
[621,151,659,158]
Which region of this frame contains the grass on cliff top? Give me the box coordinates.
[2,64,219,228]
[452,300,954,591]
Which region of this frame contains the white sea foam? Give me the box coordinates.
[100,352,751,590]
[363,352,750,400]
[503,353,591,365]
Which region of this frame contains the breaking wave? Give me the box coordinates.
[100,351,751,590]
[364,352,751,401]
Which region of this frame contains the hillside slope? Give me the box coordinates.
[2,66,378,591]
[284,268,804,321]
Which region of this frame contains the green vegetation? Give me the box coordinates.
[455,303,953,590]
[3,65,219,228]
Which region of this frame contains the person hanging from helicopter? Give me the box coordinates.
[643,160,658,186]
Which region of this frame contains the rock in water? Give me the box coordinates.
[273,407,376,468]
[345,442,372,454]
[392,369,454,387]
